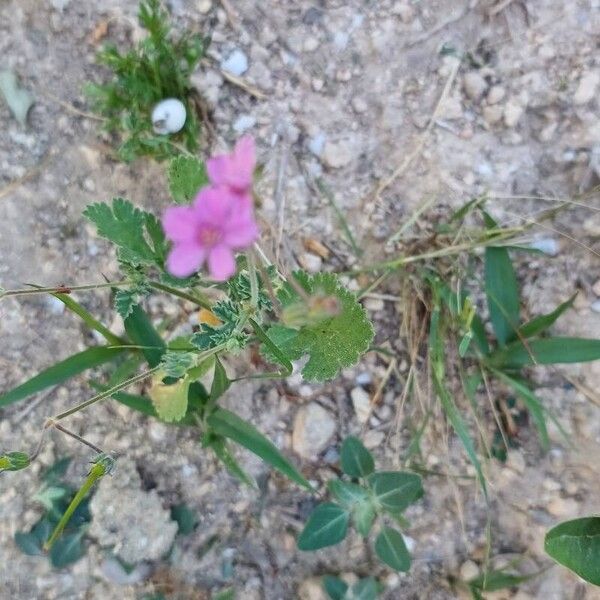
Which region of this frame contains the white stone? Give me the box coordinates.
[503,101,524,128]
[460,560,479,581]
[351,387,371,423]
[298,577,329,600]
[591,299,600,313]
[233,114,256,133]
[322,140,354,169]
[352,97,368,113]
[483,105,504,126]
[308,132,326,157]
[363,430,384,449]
[221,49,249,76]
[197,0,212,13]
[528,237,560,256]
[151,98,186,134]
[299,252,322,273]
[547,497,579,517]
[573,71,600,105]
[292,403,336,459]
[486,85,506,105]
[303,36,320,52]
[592,279,600,297]
[463,72,487,101]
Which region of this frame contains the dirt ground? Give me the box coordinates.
[1,0,600,598]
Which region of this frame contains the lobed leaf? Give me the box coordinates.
[168,155,208,203]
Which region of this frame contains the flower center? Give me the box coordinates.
[197,225,222,247]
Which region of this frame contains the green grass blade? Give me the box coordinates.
[488,337,600,368]
[50,292,124,346]
[492,369,549,450]
[0,347,125,408]
[207,408,313,490]
[484,247,520,345]
[123,304,166,367]
[517,294,577,339]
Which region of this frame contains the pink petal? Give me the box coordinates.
[166,243,206,278]
[208,244,236,281]
[224,216,259,248]
[206,155,229,187]
[193,186,233,225]
[162,206,196,242]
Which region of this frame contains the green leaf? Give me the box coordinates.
[149,372,190,422]
[484,247,520,345]
[0,346,125,408]
[327,480,369,508]
[171,504,197,535]
[84,198,165,266]
[353,500,377,537]
[14,531,44,556]
[210,357,231,403]
[468,567,541,592]
[323,576,348,600]
[0,69,34,125]
[207,408,312,490]
[160,351,196,379]
[351,577,379,600]
[491,370,549,450]
[203,433,257,488]
[374,526,411,572]
[168,155,208,203]
[368,471,423,515]
[517,294,577,339]
[297,503,350,551]
[488,337,600,369]
[265,272,374,381]
[545,517,600,585]
[49,530,85,568]
[250,318,293,376]
[50,292,123,345]
[340,436,375,478]
[123,304,166,367]
[0,451,30,473]
[43,457,72,484]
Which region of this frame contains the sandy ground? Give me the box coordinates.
[1,0,600,598]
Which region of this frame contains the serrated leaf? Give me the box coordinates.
[160,351,196,379]
[545,517,600,585]
[0,346,125,408]
[0,69,34,125]
[264,272,374,381]
[149,371,190,422]
[207,408,312,490]
[367,471,423,515]
[114,288,142,319]
[327,480,370,508]
[374,526,410,572]
[340,436,375,478]
[297,503,350,551]
[168,155,208,203]
[484,247,520,345]
[84,198,163,266]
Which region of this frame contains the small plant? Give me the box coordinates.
[297,436,423,573]
[86,0,206,161]
[12,456,100,568]
[0,136,374,550]
[323,574,381,600]
[545,516,600,586]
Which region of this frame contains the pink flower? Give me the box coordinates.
[163,186,259,281]
[206,135,256,196]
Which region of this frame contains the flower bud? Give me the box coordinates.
[0,451,30,473]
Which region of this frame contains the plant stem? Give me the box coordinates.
[50,367,160,422]
[1,280,133,299]
[51,422,104,454]
[149,281,212,309]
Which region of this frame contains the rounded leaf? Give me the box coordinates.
[374,526,411,572]
[340,436,375,478]
[368,471,423,514]
[298,503,349,551]
[545,517,600,585]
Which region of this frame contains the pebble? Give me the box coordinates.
[221,49,249,76]
[363,430,384,449]
[542,478,561,492]
[355,371,372,386]
[351,97,368,114]
[322,140,354,169]
[506,450,526,474]
[233,114,256,133]
[573,71,600,105]
[308,132,326,156]
[297,577,328,600]
[391,2,416,23]
[50,0,71,10]
[486,85,506,105]
[591,299,600,313]
[364,297,384,312]
[303,36,320,52]
[460,559,479,581]
[528,237,560,256]
[463,72,488,101]
[45,295,65,315]
[547,497,579,518]
[503,101,524,127]
[592,279,600,297]
[197,0,212,13]
[292,403,336,459]
[483,105,504,126]
[351,386,371,424]
[298,252,322,273]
